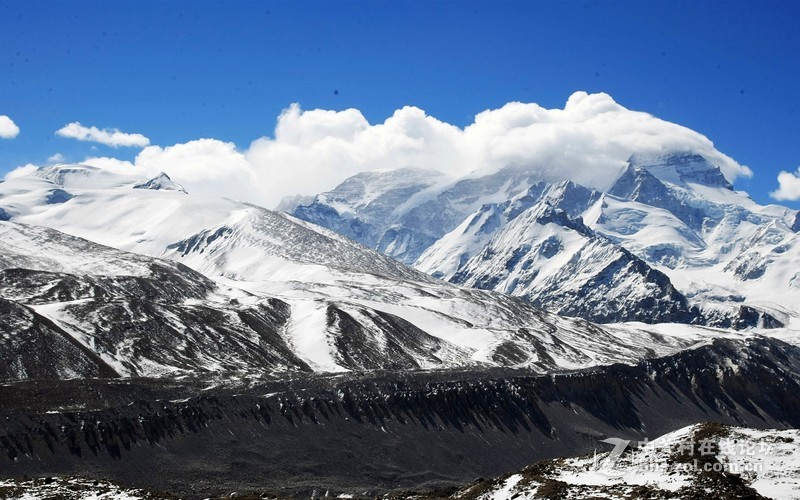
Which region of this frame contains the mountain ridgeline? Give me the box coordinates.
[291,153,799,328]
[0,156,799,497]
[1,165,734,382]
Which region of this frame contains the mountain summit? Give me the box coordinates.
[133,172,188,193]
[292,152,799,329]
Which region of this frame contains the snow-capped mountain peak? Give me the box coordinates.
[294,151,799,329]
[133,172,188,193]
[627,152,734,190]
[34,164,142,190]
[2,164,737,380]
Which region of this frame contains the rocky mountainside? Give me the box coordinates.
[0,221,310,379]
[291,153,800,328]
[290,165,541,265]
[2,219,712,380]
[291,167,447,262]
[132,171,187,193]
[1,336,798,497]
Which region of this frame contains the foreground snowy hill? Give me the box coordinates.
[0,165,743,380]
[291,153,800,328]
[450,423,800,499]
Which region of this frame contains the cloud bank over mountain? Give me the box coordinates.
[0,115,20,139]
[13,92,753,207]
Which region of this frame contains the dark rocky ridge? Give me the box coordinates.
[0,297,119,380]
[1,336,798,498]
[0,264,313,379]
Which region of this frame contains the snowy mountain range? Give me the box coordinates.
[0,164,740,381]
[290,152,800,328]
[1,160,799,497]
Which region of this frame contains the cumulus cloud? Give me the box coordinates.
[4,163,38,180]
[47,153,66,164]
[770,168,800,201]
[0,115,20,139]
[56,122,150,148]
[82,139,261,201]
[70,92,751,207]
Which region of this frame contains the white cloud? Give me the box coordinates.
[73,92,752,208]
[47,153,66,164]
[4,163,38,180]
[84,139,261,201]
[770,168,800,201]
[0,115,20,139]
[56,122,150,148]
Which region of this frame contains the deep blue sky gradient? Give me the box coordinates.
[1,0,799,206]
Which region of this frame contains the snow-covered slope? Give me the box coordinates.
[0,165,744,380]
[453,423,800,499]
[415,181,600,279]
[291,165,543,264]
[417,182,703,324]
[599,153,800,325]
[0,477,157,500]
[294,153,800,328]
[0,221,314,379]
[291,167,447,263]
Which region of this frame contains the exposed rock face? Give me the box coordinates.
[292,168,447,263]
[45,189,73,204]
[0,297,119,380]
[0,254,311,380]
[292,166,540,264]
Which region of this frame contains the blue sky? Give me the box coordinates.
[1,0,799,207]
